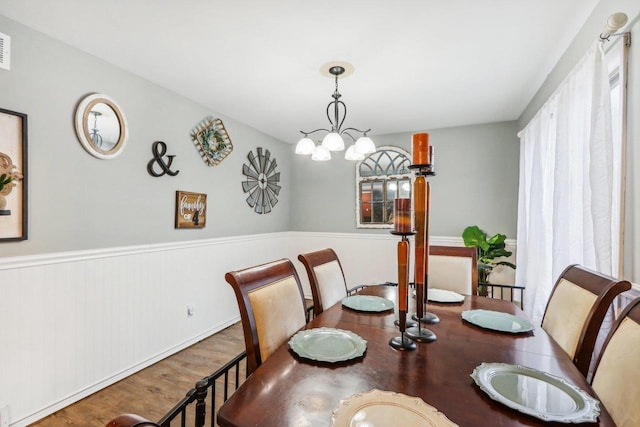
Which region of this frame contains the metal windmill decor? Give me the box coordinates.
[241,147,281,214]
[190,116,233,166]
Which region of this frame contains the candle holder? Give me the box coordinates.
[389,232,417,351]
[391,231,418,329]
[408,166,440,333]
[407,132,439,342]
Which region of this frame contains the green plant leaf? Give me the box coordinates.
[495,261,517,269]
[485,247,512,259]
[462,226,490,251]
[487,233,507,246]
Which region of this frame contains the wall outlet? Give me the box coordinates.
[187,305,195,317]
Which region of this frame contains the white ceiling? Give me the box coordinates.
[0,0,600,144]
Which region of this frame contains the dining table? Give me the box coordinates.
[217,285,614,426]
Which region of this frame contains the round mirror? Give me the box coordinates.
[74,93,128,159]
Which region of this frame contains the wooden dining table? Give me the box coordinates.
[217,285,614,426]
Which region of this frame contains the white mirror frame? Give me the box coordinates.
[74,93,128,160]
[355,145,412,229]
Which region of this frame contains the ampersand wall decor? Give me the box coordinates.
[147,141,179,177]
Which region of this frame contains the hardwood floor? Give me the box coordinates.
[30,322,246,427]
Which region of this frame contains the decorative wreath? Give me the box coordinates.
[190,116,233,166]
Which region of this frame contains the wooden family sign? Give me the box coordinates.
[175,191,206,229]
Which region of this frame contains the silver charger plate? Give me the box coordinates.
[331,389,458,426]
[342,295,394,312]
[470,362,600,423]
[428,288,465,303]
[462,309,534,333]
[288,327,367,363]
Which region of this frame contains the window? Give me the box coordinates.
[605,34,628,277]
[356,146,411,228]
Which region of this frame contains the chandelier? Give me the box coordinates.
[295,64,376,161]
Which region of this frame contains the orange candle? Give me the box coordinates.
[394,198,412,233]
[412,133,430,165]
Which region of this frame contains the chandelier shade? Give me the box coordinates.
[297,64,375,161]
[295,137,316,155]
[355,136,376,154]
[321,132,345,151]
[344,144,365,161]
[311,145,331,161]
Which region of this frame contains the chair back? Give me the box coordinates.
[541,264,631,377]
[428,246,478,295]
[591,297,640,427]
[298,248,348,316]
[225,259,307,375]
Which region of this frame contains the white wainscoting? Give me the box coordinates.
[0,231,467,426]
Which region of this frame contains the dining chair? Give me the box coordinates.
[297,248,348,317]
[541,264,631,377]
[428,245,478,295]
[225,259,307,375]
[591,297,640,427]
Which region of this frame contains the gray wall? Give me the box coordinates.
[518,0,640,283]
[291,121,520,240]
[0,15,291,257]
[0,16,524,258]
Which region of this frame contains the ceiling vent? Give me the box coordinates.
[0,32,11,71]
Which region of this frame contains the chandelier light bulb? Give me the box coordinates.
[312,145,331,161]
[345,144,365,161]
[295,137,316,155]
[354,136,376,154]
[321,132,345,151]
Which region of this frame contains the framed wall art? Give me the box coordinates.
[0,107,28,241]
[175,191,207,229]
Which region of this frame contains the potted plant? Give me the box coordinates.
[0,173,13,210]
[462,225,516,296]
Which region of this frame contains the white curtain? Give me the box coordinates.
[517,42,615,324]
